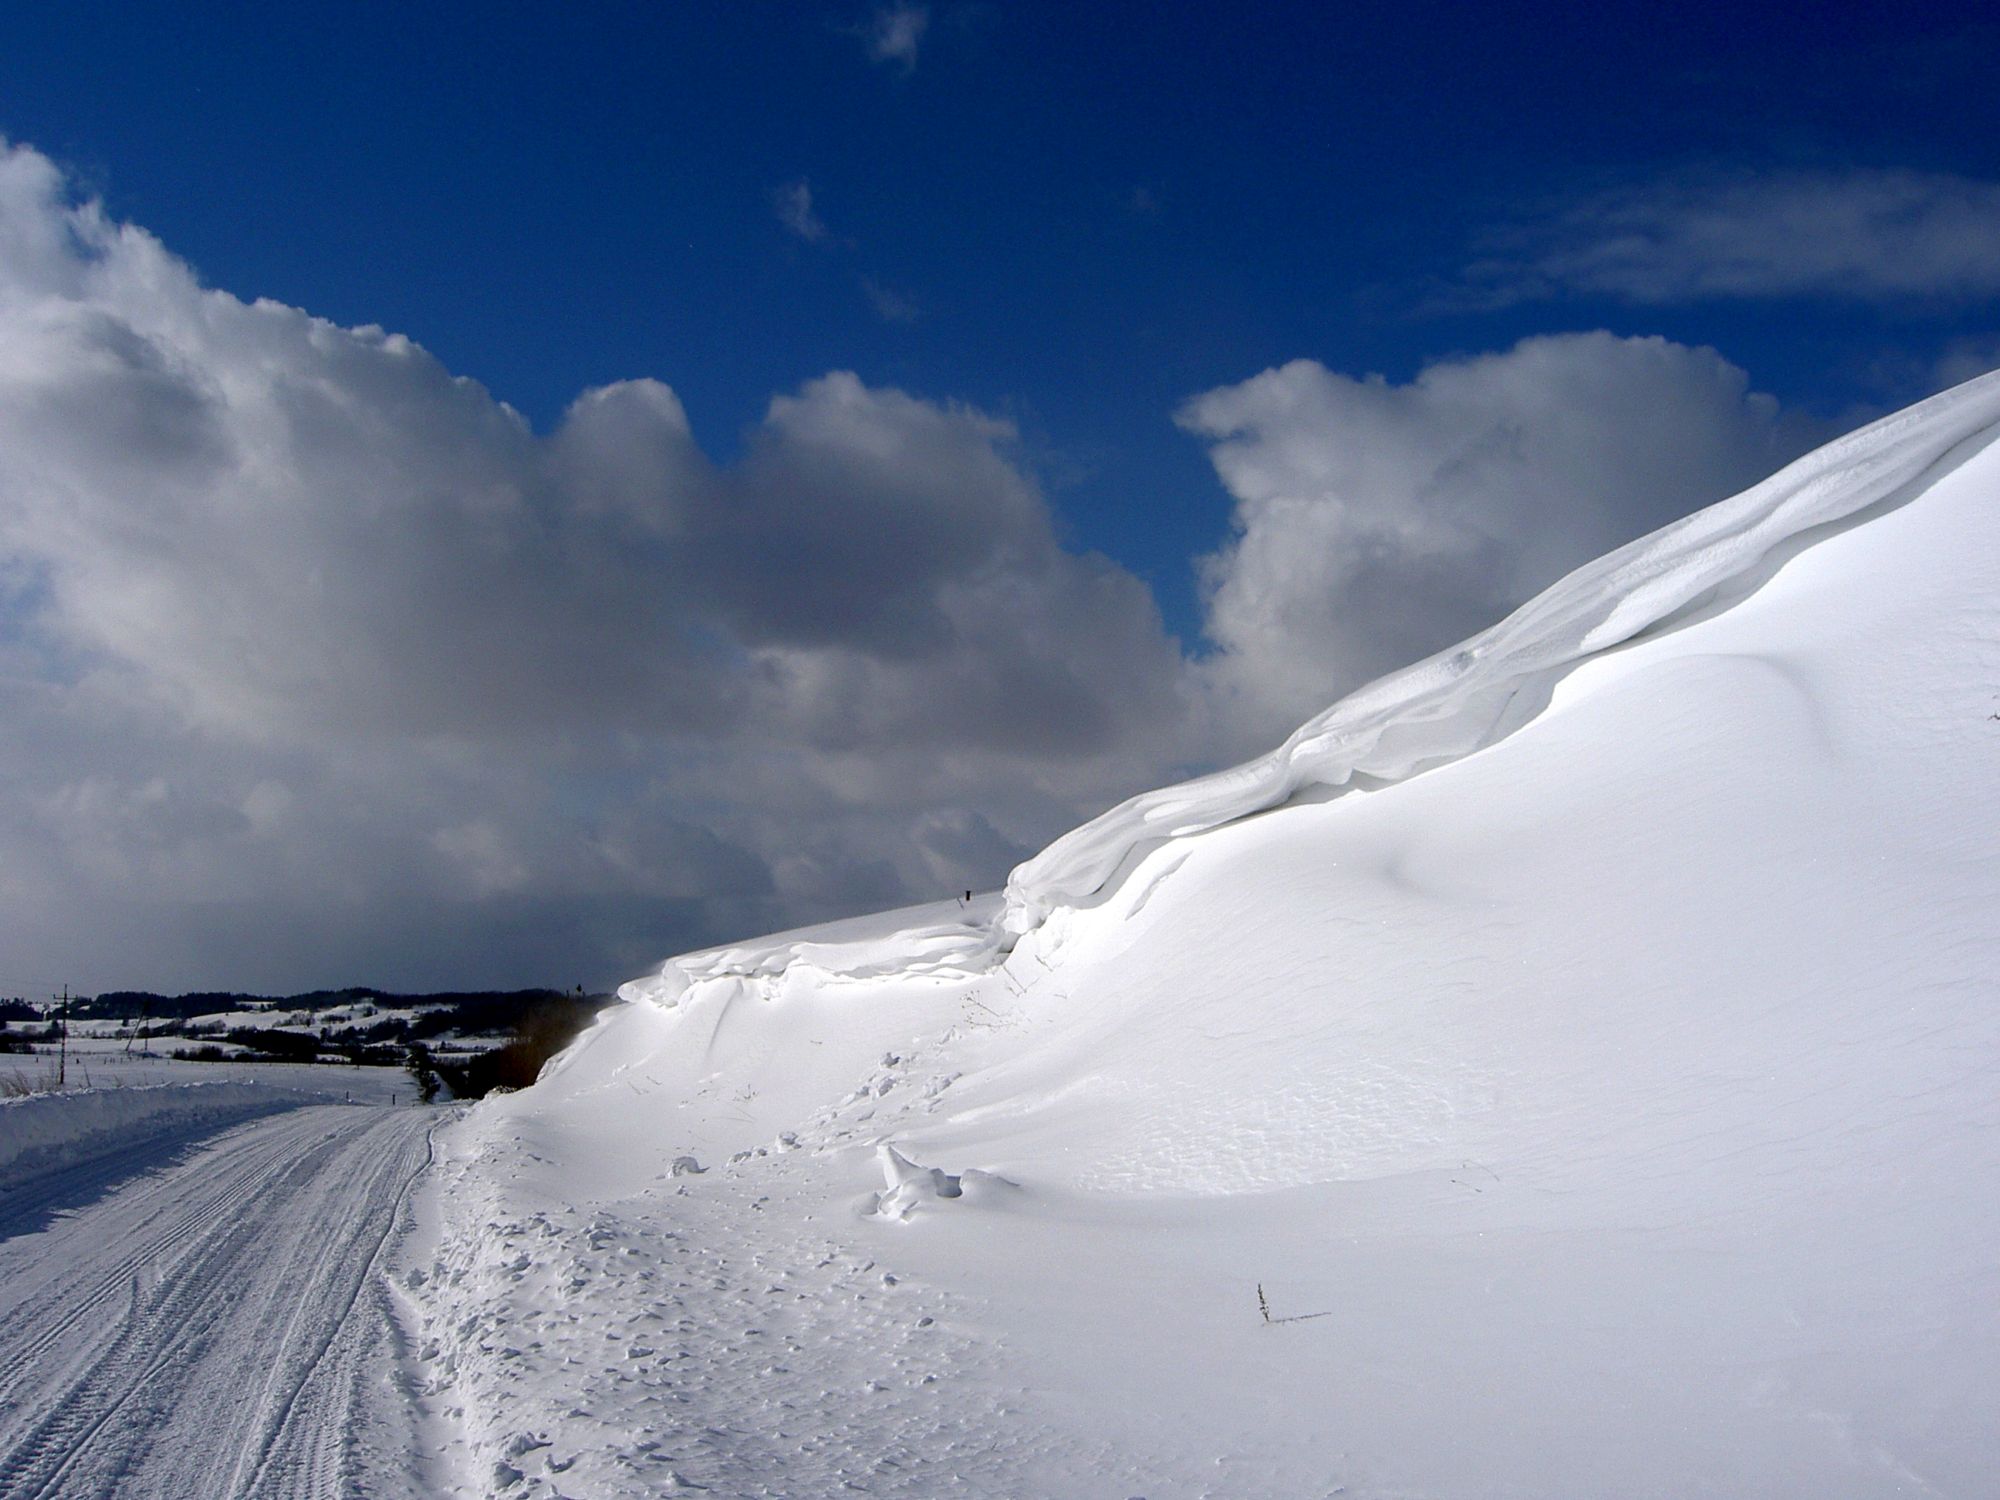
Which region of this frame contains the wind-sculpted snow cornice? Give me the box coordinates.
[625,895,1009,1007]
[1000,369,2000,932]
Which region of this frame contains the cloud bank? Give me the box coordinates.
[0,142,1184,991]
[0,142,1823,991]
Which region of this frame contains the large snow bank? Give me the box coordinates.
[628,370,2000,1008]
[430,370,2000,1497]
[1002,368,2000,925]
[0,1081,320,1191]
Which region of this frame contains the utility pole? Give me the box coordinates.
[57,985,68,1088]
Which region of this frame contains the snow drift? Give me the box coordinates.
[629,369,2000,1004]
[1002,368,2000,925]
[426,370,2000,1498]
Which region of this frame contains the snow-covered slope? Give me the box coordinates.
[634,367,2000,998]
[419,372,2000,1498]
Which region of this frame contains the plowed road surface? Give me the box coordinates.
[0,1106,435,1499]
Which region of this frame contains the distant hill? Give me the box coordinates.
[9,986,617,1090]
[71,986,593,1031]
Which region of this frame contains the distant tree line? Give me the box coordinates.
[68,986,588,1025]
[5,985,614,1086]
[405,991,608,1100]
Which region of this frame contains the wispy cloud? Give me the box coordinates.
[1462,168,2000,307]
[862,278,921,323]
[775,181,923,324]
[772,178,829,243]
[1931,335,2000,392]
[863,3,929,72]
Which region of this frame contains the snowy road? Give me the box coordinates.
[0,1105,437,1500]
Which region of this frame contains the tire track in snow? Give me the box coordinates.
[232,1113,444,1499]
[0,1118,322,1382]
[0,1105,436,1499]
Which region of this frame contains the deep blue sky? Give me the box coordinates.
[8,0,1996,639]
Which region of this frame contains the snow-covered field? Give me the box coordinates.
[4,1041,411,1105]
[406,375,2000,1497]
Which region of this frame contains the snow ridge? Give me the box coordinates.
[629,370,2000,1006]
[1003,369,2000,928]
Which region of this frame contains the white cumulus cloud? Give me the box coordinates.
[1181,333,1827,750]
[0,141,1187,991]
